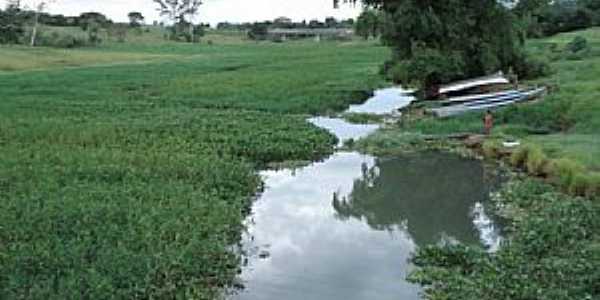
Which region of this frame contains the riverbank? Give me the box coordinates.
[350,28,600,299]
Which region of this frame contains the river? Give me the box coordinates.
[231,87,502,300]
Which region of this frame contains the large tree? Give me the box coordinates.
[337,0,534,93]
[354,9,382,40]
[128,11,145,27]
[0,0,24,44]
[153,0,202,42]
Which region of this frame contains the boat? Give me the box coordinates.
[438,71,510,95]
[440,90,520,106]
[429,87,547,118]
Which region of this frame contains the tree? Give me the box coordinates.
[324,16,338,28]
[28,0,55,47]
[128,11,144,27]
[79,12,108,30]
[0,1,24,44]
[354,10,381,40]
[153,0,202,42]
[336,0,534,92]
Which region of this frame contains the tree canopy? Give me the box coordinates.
[153,0,202,24]
[127,11,144,27]
[337,0,542,91]
[354,9,382,40]
[0,4,24,44]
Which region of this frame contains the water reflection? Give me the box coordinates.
[347,87,413,115]
[233,152,500,300]
[308,117,379,146]
[234,152,421,300]
[333,152,499,247]
[232,88,501,300]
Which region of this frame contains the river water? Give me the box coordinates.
[231,87,501,300]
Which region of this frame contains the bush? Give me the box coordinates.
[512,50,553,79]
[510,145,531,168]
[526,146,549,176]
[549,158,585,189]
[31,31,88,48]
[569,172,600,198]
[585,173,600,198]
[482,140,502,159]
[569,173,590,196]
[567,36,589,54]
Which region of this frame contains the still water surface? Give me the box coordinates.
[231,88,501,300]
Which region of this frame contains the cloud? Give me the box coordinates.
[2,0,363,26]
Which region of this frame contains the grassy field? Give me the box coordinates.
[0,33,388,298]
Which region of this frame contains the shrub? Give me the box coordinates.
[44,32,87,48]
[526,146,549,176]
[50,34,87,48]
[569,173,590,196]
[512,50,553,79]
[585,173,600,199]
[482,140,502,159]
[510,145,531,168]
[549,158,585,189]
[567,36,589,54]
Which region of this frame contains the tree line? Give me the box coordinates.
[515,0,600,38]
[0,0,209,47]
[218,17,354,31]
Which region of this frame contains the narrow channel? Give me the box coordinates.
[231,88,502,300]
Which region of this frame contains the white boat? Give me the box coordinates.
[440,90,520,106]
[438,72,509,95]
[429,87,547,118]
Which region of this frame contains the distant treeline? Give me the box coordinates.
[0,5,210,46]
[217,17,354,31]
[516,0,600,38]
[0,7,117,46]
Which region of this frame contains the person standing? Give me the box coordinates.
[483,110,494,135]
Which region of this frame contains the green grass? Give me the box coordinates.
[0,37,388,298]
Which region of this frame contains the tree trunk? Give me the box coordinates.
[30,12,39,47]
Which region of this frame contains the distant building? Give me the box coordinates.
[267,28,354,42]
[273,17,293,25]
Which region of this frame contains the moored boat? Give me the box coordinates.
[428,87,547,118]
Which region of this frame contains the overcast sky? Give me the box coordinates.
[3,0,363,26]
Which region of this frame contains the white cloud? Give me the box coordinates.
[2,0,363,26]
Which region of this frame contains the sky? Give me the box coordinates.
[3,0,364,26]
